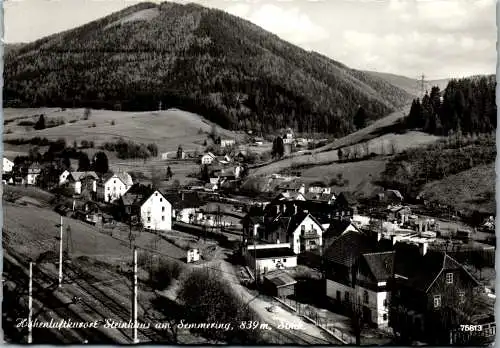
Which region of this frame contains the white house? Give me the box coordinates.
[103,172,133,203]
[3,158,14,173]
[244,243,297,275]
[308,185,332,194]
[284,213,324,254]
[26,163,41,185]
[221,139,236,148]
[187,248,200,263]
[201,152,216,165]
[140,190,172,231]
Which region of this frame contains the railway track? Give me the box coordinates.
[3,252,115,344]
[63,264,169,343]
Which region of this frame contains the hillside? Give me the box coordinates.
[3,107,237,153]
[419,163,495,216]
[365,71,450,97]
[4,2,412,136]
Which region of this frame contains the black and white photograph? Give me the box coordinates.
[2,0,497,345]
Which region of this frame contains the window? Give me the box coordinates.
[458,291,465,303]
[162,216,165,221]
[433,295,441,308]
[283,258,287,262]
[162,206,165,212]
[147,217,151,223]
[114,180,116,184]
[155,192,158,196]
[446,272,453,284]
[301,225,305,232]
[363,290,369,304]
[336,291,341,302]
[383,314,387,321]
[160,198,163,202]
[383,299,388,307]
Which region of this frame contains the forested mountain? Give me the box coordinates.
[405,75,496,135]
[5,2,413,136]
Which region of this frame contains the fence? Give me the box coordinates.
[272,297,355,344]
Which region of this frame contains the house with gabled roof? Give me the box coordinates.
[355,251,395,328]
[120,186,172,231]
[59,170,99,194]
[262,211,325,254]
[200,152,216,165]
[332,192,359,219]
[389,243,484,344]
[101,172,133,203]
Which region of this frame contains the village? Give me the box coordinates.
[2,125,496,346]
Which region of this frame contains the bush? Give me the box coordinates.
[178,268,262,343]
[111,120,116,125]
[149,257,185,290]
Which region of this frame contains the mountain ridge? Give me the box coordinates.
[5,1,413,136]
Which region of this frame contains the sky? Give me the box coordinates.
[4,0,498,79]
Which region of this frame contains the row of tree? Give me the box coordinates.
[406,76,496,135]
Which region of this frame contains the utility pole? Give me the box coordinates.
[28,261,33,344]
[59,216,63,288]
[253,224,259,287]
[132,247,138,344]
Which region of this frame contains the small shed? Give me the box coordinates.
[187,248,200,263]
[263,271,297,298]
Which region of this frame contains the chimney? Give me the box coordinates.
[294,204,298,215]
[419,242,428,256]
[181,192,185,201]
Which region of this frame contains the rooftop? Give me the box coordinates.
[251,247,296,259]
[264,271,297,288]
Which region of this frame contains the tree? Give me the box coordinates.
[166,166,173,181]
[200,164,210,182]
[34,114,46,130]
[353,107,367,130]
[176,145,184,159]
[73,140,78,149]
[78,152,91,171]
[271,136,284,158]
[92,151,109,174]
[83,108,91,120]
[337,148,343,161]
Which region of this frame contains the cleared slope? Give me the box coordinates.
[365,70,450,97]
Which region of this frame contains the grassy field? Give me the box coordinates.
[3,107,242,153]
[419,163,496,215]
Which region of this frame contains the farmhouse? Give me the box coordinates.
[244,243,297,275]
[220,139,236,148]
[3,157,14,173]
[102,172,133,203]
[201,152,216,165]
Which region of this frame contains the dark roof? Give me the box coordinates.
[324,219,357,240]
[121,184,155,206]
[164,191,202,209]
[264,271,297,287]
[392,243,480,292]
[252,247,296,259]
[361,251,395,282]
[324,230,376,267]
[267,211,323,237]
